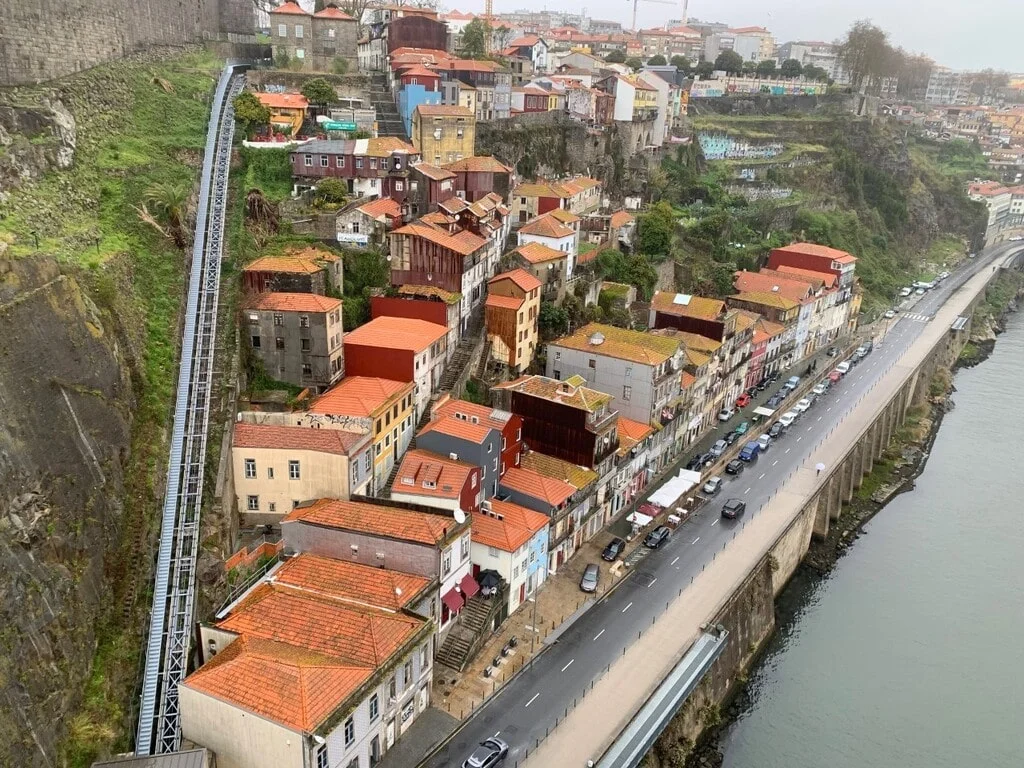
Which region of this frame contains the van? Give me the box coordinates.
[739,441,760,462]
[900,287,913,297]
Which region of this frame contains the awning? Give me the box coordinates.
[441,588,464,613]
[628,511,654,527]
[460,573,480,599]
[754,406,775,417]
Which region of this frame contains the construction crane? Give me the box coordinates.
[629,0,679,33]
[484,0,494,53]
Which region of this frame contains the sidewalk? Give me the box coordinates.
[523,253,994,765]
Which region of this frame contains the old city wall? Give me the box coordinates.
[0,0,253,86]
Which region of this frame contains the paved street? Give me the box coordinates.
[420,244,1016,768]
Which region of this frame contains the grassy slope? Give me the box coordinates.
[1,49,222,766]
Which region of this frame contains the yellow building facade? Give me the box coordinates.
[412,104,477,165]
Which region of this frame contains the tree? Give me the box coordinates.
[636,200,676,256]
[803,65,829,82]
[695,60,715,79]
[460,18,490,59]
[493,25,513,51]
[714,50,744,75]
[756,59,776,78]
[233,91,270,135]
[143,183,189,248]
[301,77,337,109]
[647,54,667,66]
[313,178,348,208]
[605,49,627,64]
[742,60,757,75]
[538,302,570,339]
[779,58,802,78]
[625,57,643,71]
[670,55,690,72]
[336,0,371,34]
[835,20,895,92]
[331,57,350,75]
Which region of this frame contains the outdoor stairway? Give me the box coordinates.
[369,74,407,139]
[435,593,503,672]
[437,313,485,393]
[475,338,492,380]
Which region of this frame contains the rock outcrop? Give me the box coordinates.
[0,101,77,199]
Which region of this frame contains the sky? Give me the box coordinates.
[452,0,1024,72]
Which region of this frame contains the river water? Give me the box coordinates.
[719,312,1024,768]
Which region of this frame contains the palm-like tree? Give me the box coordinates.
[144,183,189,248]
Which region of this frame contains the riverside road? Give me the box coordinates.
[422,244,1016,768]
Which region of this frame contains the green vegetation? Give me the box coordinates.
[460,18,490,59]
[301,77,338,108]
[341,248,390,330]
[233,90,271,136]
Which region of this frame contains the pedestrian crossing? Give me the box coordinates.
[901,312,931,323]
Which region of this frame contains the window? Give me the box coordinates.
[370,158,377,170]
[301,338,312,352]
[267,466,274,480]
[304,154,312,167]
[244,459,256,479]
[461,534,470,560]
[273,313,283,326]
[315,745,329,768]
[299,314,310,328]
[395,180,404,191]
[251,335,261,349]
[369,693,379,722]
[246,495,259,511]
[275,337,285,350]
[588,358,596,369]
[488,546,499,557]
[320,155,329,167]
[553,369,560,379]
[625,366,632,377]
[337,156,345,168]
[389,676,397,701]
[268,501,276,512]
[364,452,371,472]
[420,644,428,668]
[295,24,304,38]
[289,460,300,480]
[493,457,498,472]
[355,157,363,169]
[623,385,632,401]
[302,363,313,376]
[441,548,452,577]
[328,28,336,38]
[471,473,477,488]
[404,660,413,688]
[278,23,286,37]
[344,715,355,747]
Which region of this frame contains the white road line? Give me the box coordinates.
[797,436,803,442]
[622,602,633,613]
[593,629,605,641]
[495,731,501,737]
[827,407,832,412]
[525,693,540,708]
[691,537,700,545]
[744,487,751,494]
[817,416,822,421]
[561,659,574,672]
[671,556,680,565]
[785,448,791,454]
[773,460,779,466]
[711,519,719,526]
[807,425,814,431]
[648,578,658,589]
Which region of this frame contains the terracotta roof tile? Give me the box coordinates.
[310,377,411,417]
[775,265,838,288]
[356,197,402,219]
[733,271,813,303]
[609,210,634,229]
[244,256,323,275]
[393,449,477,499]
[486,293,524,310]
[520,452,597,490]
[270,1,308,15]
[489,268,542,292]
[241,292,341,313]
[549,323,682,365]
[416,104,475,117]
[272,553,430,612]
[314,5,355,18]
[500,467,575,507]
[283,498,458,544]
[396,284,461,304]
[650,291,725,320]
[729,291,800,310]
[433,399,516,431]
[392,221,486,256]
[418,412,492,444]
[519,214,575,238]
[442,156,511,173]
[492,374,612,413]
[256,92,309,110]
[233,423,367,456]
[680,371,696,389]
[513,242,565,264]
[773,242,857,264]
[471,501,549,551]
[546,208,581,225]
[399,65,440,79]
[344,316,447,353]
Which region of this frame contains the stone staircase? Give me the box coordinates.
[437,311,485,393]
[475,338,492,380]
[435,592,503,672]
[369,74,407,139]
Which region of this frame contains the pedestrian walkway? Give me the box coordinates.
[902,312,931,323]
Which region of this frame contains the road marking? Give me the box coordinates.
[621,601,634,614]
[593,629,605,641]
[495,731,501,737]
[759,472,766,479]
[525,693,540,708]
[797,436,803,442]
[807,425,813,431]
[817,416,822,422]
[744,487,751,494]
[827,407,832,412]
[691,537,700,545]
[785,448,791,454]
[648,578,658,589]
[671,556,680,565]
[773,460,779,466]
[711,519,719,526]
[561,659,574,672]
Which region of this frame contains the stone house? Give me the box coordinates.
[269,1,358,71]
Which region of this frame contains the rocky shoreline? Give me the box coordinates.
[680,282,1023,768]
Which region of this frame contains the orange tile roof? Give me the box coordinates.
[416,104,475,117]
[392,221,486,256]
[233,423,367,456]
[433,398,516,431]
[310,376,411,418]
[418,409,493,443]
[546,208,581,225]
[396,283,461,304]
[220,583,422,667]
[399,65,440,79]
[609,210,634,229]
[618,416,654,444]
[500,467,574,507]
[472,501,549,551]
[344,316,447,353]
[729,291,799,311]
[314,5,355,18]
[241,292,341,313]
[680,371,696,389]
[650,291,725,320]
[183,636,370,733]
[733,271,813,303]
[356,196,402,219]
[492,374,612,413]
[270,0,308,14]
[759,267,824,290]
[775,242,857,264]
[513,242,565,264]
[509,35,542,47]
[442,156,511,173]
[520,452,597,490]
[244,255,323,274]
[550,322,681,365]
[753,317,786,343]
[256,92,309,110]
[490,268,542,292]
[283,498,458,545]
[519,214,575,238]
[486,293,524,310]
[285,245,341,264]
[271,553,430,612]
[393,449,477,499]
[775,265,838,288]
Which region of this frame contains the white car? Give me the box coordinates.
[703,476,723,495]
[718,407,735,422]
[757,434,772,451]
[794,398,812,413]
[778,411,798,427]
[836,361,851,374]
[812,382,828,396]
[899,287,913,297]
[884,309,896,319]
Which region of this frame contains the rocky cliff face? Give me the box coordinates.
[0,256,133,765]
[0,100,77,199]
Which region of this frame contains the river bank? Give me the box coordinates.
[661,273,1024,768]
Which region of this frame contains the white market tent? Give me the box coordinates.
[647,468,703,508]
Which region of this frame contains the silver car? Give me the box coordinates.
[703,476,723,495]
[463,736,510,768]
[579,563,600,593]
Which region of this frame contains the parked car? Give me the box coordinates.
[836,361,851,374]
[725,459,745,475]
[721,498,747,519]
[828,370,842,383]
[884,309,896,319]
[769,421,784,438]
[602,537,626,562]
[718,406,736,422]
[786,375,801,389]
[855,345,868,359]
[915,287,925,295]
[710,439,729,458]
[739,441,760,462]
[579,563,600,593]
[794,398,812,414]
[900,287,913,297]
[644,526,671,549]
[778,411,798,428]
[735,393,751,408]
[757,433,772,451]
[767,394,784,408]
[734,421,750,436]
[724,430,740,446]
[812,382,828,396]
[756,379,769,392]
[702,476,723,496]
[463,736,509,768]
[826,346,839,357]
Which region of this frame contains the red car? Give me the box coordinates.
[735,393,751,408]
[828,370,842,383]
